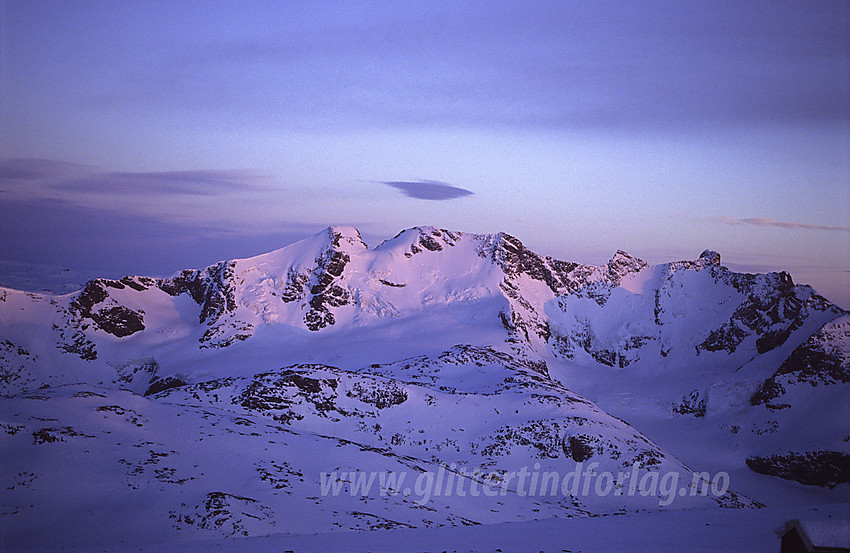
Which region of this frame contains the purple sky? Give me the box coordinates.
[1,1,848,307]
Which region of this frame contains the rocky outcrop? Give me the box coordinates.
[481,232,579,295]
[0,340,37,390]
[70,279,146,338]
[394,226,463,257]
[157,269,205,302]
[746,451,850,488]
[144,376,187,397]
[170,491,276,538]
[304,232,357,331]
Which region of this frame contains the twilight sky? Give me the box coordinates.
[1,1,848,306]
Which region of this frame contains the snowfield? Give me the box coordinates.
[20,502,842,553]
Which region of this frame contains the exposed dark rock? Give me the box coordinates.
[749,378,787,406]
[91,306,145,337]
[497,279,552,344]
[256,459,304,490]
[347,380,407,409]
[699,324,748,354]
[393,227,462,257]
[483,232,579,295]
[524,358,549,377]
[418,233,443,251]
[119,275,155,292]
[1,423,25,436]
[53,319,98,361]
[349,511,417,531]
[96,405,145,427]
[672,390,707,417]
[632,449,663,468]
[746,451,850,487]
[32,426,93,445]
[74,280,110,312]
[233,368,341,421]
[755,326,793,354]
[590,349,618,368]
[32,428,62,445]
[198,261,238,324]
[328,226,367,250]
[113,358,159,394]
[157,269,205,303]
[237,380,292,412]
[304,242,352,331]
[0,340,37,388]
[69,278,146,337]
[699,250,721,266]
[199,323,253,349]
[696,275,836,356]
[171,491,274,537]
[145,376,188,397]
[280,269,309,303]
[564,435,595,462]
[305,310,336,332]
[751,316,850,406]
[279,370,325,394]
[606,250,648,282]
[480,420,565,459]
[58,338,97,360]
[780,333,847,384]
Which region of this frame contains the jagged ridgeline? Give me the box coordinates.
[0,226,847,544]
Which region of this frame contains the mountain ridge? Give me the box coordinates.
[1,225,847,547]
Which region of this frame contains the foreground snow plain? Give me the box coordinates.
[11,504,849,552]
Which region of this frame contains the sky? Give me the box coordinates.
[0,1,848,306]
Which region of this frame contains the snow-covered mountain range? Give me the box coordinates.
[1,226,848,549]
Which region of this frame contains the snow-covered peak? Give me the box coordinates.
[699,249,721,266]
[231,225,362,267]
[375,226,468,257]
[607,250,648,282]
[325,225,369,253]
